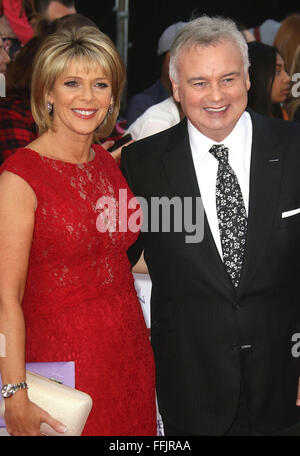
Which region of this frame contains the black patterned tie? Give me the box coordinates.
[209,144,247,288]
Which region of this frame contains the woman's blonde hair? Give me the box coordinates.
[273,14,300,76]
[31,26,125,138]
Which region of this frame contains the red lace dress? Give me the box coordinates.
[0,145,156,436]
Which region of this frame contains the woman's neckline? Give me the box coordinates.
[23,145,97,165]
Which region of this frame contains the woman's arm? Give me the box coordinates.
[132,251,149,274]
[0,170,66,436]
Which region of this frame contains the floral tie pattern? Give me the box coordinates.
[209,144,247,288]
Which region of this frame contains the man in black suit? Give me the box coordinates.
[121,16,300,435]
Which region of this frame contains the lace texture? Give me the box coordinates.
[1,145,156,436]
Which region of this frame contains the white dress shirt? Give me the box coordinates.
[188,111,253,259]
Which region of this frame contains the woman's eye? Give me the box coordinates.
[64,81,78,87]
[95,82,109,88]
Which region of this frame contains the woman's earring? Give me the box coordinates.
[47,102,53,113]
[108,104,114,115]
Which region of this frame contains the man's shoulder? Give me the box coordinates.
[247,109,300,134]
[249,108,300,138]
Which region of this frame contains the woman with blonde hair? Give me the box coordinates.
[0,25,156,436]
[273,14,300,76]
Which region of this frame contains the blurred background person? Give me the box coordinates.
[50,11,96,30]
[124,21,186,127]
[126,95,183,140]
[247,41,291,119]
[0,0,35,59]
[0,33,46,164]
[273,14,300,77]
[33,0,75,20]
[0,34,10,73]
[248,18,280,45]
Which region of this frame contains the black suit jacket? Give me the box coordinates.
[121,110,300,435]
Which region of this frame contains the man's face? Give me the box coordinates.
[171,39,250,142]
[0,38,11,75]
[45,1,76,20]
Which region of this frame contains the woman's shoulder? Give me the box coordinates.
[1,147,34,166]
[0,147,42,184]
[0,147,40,200]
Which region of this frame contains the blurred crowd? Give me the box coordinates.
[0,0,300,164]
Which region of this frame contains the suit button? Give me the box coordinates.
[232,301,240,309]
[231,344,239,352]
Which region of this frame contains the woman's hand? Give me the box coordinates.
[4,391,67,436]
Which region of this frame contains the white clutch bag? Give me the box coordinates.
[0,371,93,436]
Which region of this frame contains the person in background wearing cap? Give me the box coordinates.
[124,22,185,127]
[248,18,280,45]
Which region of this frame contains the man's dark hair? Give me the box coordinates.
[34,0,75,14]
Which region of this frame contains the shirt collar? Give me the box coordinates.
[188,111,250,163]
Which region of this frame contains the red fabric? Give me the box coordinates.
[0,97,37,164]
[0,145,156,436]
[2,0,34,44]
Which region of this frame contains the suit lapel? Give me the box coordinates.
[160,119,234,296]
[237,110,282,295]
[160,119,200,199]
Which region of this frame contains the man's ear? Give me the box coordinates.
[245,71,251,92]
[170,76,180,103]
